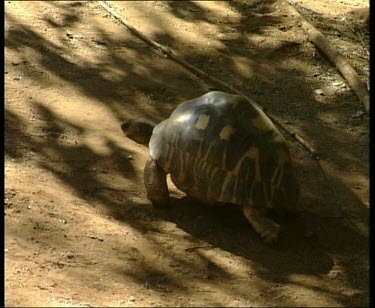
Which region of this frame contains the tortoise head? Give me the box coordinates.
[121,119,156,146]
[273,163,300,215]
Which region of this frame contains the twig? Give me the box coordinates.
[97,2,262,106]
[342,15,369,58]
[285,1,369,113]
[97,1,319,158]
[269,117,319,158]
[185,245,213,252]
[88,236,104,242]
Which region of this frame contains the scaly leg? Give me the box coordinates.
[144,158,170,207]
[243,204,280,244]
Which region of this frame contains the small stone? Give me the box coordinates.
[314,89,325,96]
[127,155,134,160]
[91,38,107,45]
[66,253,75,259]
[351,110,365,119]
[332,81,345,87]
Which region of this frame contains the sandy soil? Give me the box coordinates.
[5,0,369,307]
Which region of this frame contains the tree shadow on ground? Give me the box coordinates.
[5,0,368,306]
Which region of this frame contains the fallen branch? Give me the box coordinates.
[285,1,369,113]
[97,1,319,158]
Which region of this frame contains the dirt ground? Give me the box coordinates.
[5,0,369,307]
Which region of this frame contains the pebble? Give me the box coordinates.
[332,81,346,88]
[351,110,365,119]
[314,89,325,96]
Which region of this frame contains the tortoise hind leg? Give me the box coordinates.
[144,158,170,207]
[243,204,280,244]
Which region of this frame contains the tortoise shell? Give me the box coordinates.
[149,91,294,210]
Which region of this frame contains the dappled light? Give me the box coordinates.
[5,0,368,307]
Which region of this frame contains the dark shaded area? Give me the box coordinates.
[5,0,368,306]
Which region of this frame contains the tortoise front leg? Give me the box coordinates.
[243,204,280,244]
[144,157,170,207]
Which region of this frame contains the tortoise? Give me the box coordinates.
[121,91,299,243]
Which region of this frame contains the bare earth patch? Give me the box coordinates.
[5,0,369,307]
